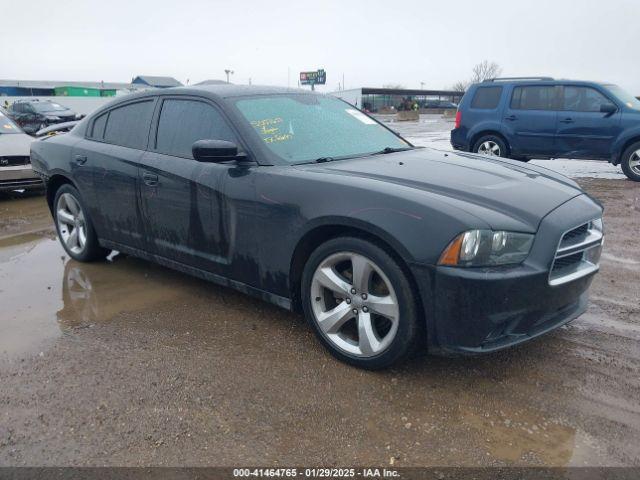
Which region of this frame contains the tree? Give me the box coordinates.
[451,60,502,92]
[470,60,502,84]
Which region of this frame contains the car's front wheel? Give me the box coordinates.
[53,184,110,262]
[621,142,640,182]
[472,135,508,158]
[302,237,421,369]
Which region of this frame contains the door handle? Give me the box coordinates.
[505,115,517,121]
[74,154,87,165]
[560,118,574,124]
[142,171,159,187]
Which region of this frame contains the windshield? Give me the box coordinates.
[604,84,640,110]
[234,95,410,163]
[0,112,21,134]
[33,102,69,113]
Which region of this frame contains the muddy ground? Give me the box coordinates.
[0,177,638,467]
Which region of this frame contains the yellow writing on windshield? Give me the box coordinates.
[251,117,292,143]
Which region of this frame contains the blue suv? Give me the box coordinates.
[450,77,640,181]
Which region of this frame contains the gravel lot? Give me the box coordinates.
[0,118,638,467]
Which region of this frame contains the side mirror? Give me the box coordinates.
[600,103,617,116]
[192,139,240,162]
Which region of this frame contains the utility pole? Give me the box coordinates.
[225,69,234,84]
[420,82,425,89]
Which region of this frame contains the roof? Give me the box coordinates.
[132,76,182,87]
[359,87,465,96]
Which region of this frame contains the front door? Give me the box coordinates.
[555,85,622,159]
[138,97,242,274]
[502,84,558,157]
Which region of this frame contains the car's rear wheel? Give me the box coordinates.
[472,135,508,158]
[301,237,421,369]
[54,184,110,262]
[621,142,640,182]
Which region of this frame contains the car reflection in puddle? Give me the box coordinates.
[0,232,205,359]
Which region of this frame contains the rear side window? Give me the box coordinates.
[90,112,108,140]
[103,100,154,149]
[562,86,615,112]
[470,87,503,109]
[155,99,236,158]
[511,86,556,110]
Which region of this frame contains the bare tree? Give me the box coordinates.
[382,83,406,90]
[451,80,470,93]
[451,60,502,92]
[470,60,502,83]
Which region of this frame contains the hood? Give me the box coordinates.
[0,132,33,156]
[298,148,584,231]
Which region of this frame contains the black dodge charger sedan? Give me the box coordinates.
[30,85,604,369]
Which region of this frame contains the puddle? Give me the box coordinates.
[0,231,209,360]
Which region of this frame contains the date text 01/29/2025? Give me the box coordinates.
[232,468,400,478]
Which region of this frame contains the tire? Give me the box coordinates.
[472,135,509,158]
[53,184,110,262]
[620,141,640,182]
[301,236,421,369]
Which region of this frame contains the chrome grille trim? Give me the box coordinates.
[549,218,603,286]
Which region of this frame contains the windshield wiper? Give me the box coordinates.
[372,146,414,155]
[314,157,335,163]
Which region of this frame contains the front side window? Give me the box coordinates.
[470,87,503,109]
[234,95,409,164]
[103,100,154,149]
[155,99,237,158]
[562,86,615,112]
[511,86,556,110]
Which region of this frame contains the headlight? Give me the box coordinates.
[438,229,534,267]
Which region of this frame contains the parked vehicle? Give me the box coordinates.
[7,99,82,135]
[31,85,604,369]
[450,77,640,181]
[35,121,79,138]
[0,111,42,192]
[423,100,458,109]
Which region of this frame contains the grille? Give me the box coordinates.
[562,223,589,242]
[549,219,603,286]
[0,156,30,167]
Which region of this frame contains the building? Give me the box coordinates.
[0,79,141,97]
[332,87,464,113]
[131,76,182,88]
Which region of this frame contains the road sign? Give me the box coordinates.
[300,69,326,86]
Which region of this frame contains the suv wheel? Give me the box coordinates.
[472,135,508,158]
[54,184,110,262]
[621,142,640,182]
[301,237,421,369]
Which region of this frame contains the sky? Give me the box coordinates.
[2,0,639,94]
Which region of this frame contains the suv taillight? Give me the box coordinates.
[455,110,462,129]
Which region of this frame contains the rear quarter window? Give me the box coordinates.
[103,100,155,149]
[470,86,503,109]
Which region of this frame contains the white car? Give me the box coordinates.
[0,110,42,192]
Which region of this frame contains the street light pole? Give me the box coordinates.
[225,69,234,84]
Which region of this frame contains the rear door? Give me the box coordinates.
[555,85,622,159]
[72,98,156,250]
[502,84,558,157]
[138,96,241,274]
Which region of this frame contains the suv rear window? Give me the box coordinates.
[470,87,502,109]
[511,86,556,110]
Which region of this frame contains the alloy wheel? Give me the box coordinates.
[310,252,400,357]
[56,193,87,255]
[629,149,640,175]
[477,140,501,156]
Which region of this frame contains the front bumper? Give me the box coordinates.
[411,194,603,355]
[0,165,43,191]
